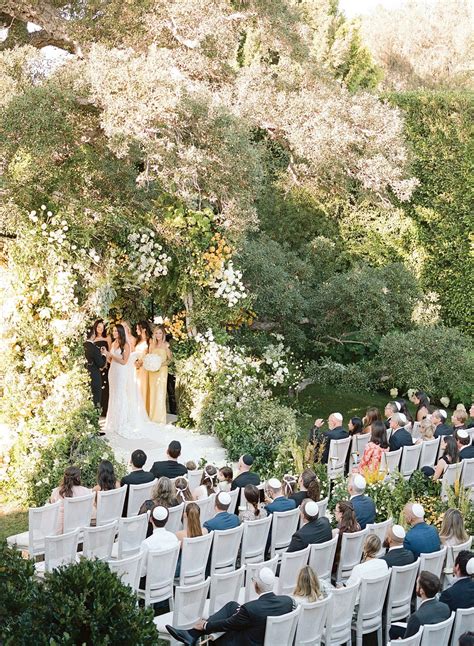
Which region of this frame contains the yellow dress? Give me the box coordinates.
[148,347,168,424]
[134,340,149,414]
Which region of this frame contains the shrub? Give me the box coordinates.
[0,544,38,644]
[306,357,376,393]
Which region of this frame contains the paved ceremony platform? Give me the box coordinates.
[102,415,228,471]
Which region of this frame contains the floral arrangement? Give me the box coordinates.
[143,354,162,372]
[126,229,171,284]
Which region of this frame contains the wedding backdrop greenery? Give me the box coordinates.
[0,0,473,512]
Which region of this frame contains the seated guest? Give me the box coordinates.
[289,469,320,507]
[175,476,194,502]
[345,535,388,598]
[433,409,452,438]
[292,565,330,603]
[439,551,474,611]
[389,571,450,640]
[456,429,474,459]
[121,449,155,515]
[440,508,469,547]
[92,460,120,521]
[217,466,233,492]
[50,466,91,532]
[139,506,179,578]
[384,401,401,429]
[423,435,459,480]
[348,474,376,530]
[358,421,389,474]
[150,440,187,479]
[139,476,179,515]
[333,500,361,574]
[389,413,413,451]
[282,474,297,498]
[363,407,382,435]
[231,454,260,490]
[265,478,297,513]
[459,632,474,646]
[403,503,440,559]
[310,412,349,464]
[176,502,208,544]
[203,492,240,532]
[287,500,332,552]
[185,460,197,471]
[193,464,219,500]
[166,566,295,645]
[348,416,364,436]
[415,417,435,443]
[238,484,268,522]
[469,402,474,428]
[411,390,432,422]
[380,524,415,567]
[452,409,468,433]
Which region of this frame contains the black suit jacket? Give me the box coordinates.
[381,547,415,568]
[389,427,413,452]
[439,577,474,611]
[120,469,155,516]
[404,598,451,638]
[205,592,294,646]
[322,426,349,464]
[287,517,332,552]
[84,339,106,373]
[150,460,187,479]
[460,444,474,459]
[434,423,453,438]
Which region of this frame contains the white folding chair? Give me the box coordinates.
[82,520,117,560]
[187,469,203,492]
[154,578,210,641]
[63,493,95,533]
[264,605,300,646]
[387,626,423,646]
[461,458,474,488]
[241,515,272,564]
[107,552,142,591]
[204,567,245,616]
[35,529,79,576]
[380,449,402,474]
[450,607,474,646]
[316,497,329,518]
[366,519,393,557]
[419,438,440,469]
[165,502,184,534]
[335,528,368,583]
[352,570,391,646]
[441,462,464,500]
[324,581,359,645]
[7,501,61,558]
[275,545,310,595]
[185,495,215,524]
[385,559,420,643]
[178,531,214,585]
[126,480,156,517]
[137,544,180,608]
[420,612,455,646]
[241,556,279,603]
[351,434,371,468]
[96,486,127,526]
[327,437,351,480]
[112,513,148,559]
[295,595,332,646]
[411,422,421,440]
[443,537,473,587]
[400,444,422,479]
[419,546,447,579]
[269,508,300,558]
[210,524,243,574]
[308,536,338,582]
[227,488,239,515]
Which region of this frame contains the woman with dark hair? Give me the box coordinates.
[290,469,321,507]
[431,435,460,480]
[348,417,364,436]
[50,466,91,532]
[135,320,152,413]
[92,319,111,416]
[193,464,219,500]
[217,466,233,492]
[333,500,361,574]
[91,460,120,523]
[175,476,193,502]
[239,484,268,521]
[363,408,382,435]
[103,324,132,437]
[176,502,208,543]
[411,390,432,422]
[358,420,389,474]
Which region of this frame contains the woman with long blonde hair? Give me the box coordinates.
[440,508,469,546]
[292,565,326,603]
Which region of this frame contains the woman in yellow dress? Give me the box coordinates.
[148,325,172,424]
[135,320,152,413]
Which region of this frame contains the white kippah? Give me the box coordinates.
[439,409,447,419]
[257,567,275,586]
[268,478,281,489]
[412,503,424,519]
[394,401,401,411]
[392,524,406,540]
[457,429,469,439]
[466,558,474,576]
[398,413,407,424]
[217,492,231,505]
[305,501,319,517]
[353,474,366,490]
[333,412,343,422]
[152,506,168,521]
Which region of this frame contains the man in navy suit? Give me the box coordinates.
[380,524,415,567]
[310,412,349,464]
[433,409,453,438]
[456,429,474,459]
[287,500,332,552]
[203,492,240,532]
[389,413,413,452]
[439,550,474,611]
[348,474,376,529]
[264,478,296,514]
[166,566,295,645]
[403,503,440,559]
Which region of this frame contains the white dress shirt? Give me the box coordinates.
[140,527,179,576]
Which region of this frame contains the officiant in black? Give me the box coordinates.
[84,325,107,410]
[165,330,177,415]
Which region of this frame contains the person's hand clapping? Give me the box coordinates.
[314,418,324,428]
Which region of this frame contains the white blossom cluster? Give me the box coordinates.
[209,261,247,307]
[262,341,291,386]
[127,230,171,283]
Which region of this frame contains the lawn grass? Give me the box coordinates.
[0,502,28,543]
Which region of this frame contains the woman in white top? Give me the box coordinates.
[292,565,331,604]
[193,464,219,500]
[345,534,388,598]
[439,508,469,547]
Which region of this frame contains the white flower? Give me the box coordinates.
[390,388,398,398]
[440,396,450,408]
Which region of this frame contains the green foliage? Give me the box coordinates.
[306,358,375,393]
[0,544,37,644]
[374,325,474,401]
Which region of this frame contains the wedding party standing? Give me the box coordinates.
[148,325,172,424]
[92,319,111,416]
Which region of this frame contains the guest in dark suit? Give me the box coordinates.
[383,401,399,429]
[231,454,260,507]
[84,326,107,409]
[389,571,450,639]
[389,413,413,451]
[439,550,474,611]
[433,409,453,438]
[121,449,155,515]
[380,524,415,567]
[403,503,440,559]
[287,499,332,552]
[348,474,376,529]
[264,478,296,514]
[166,566,295,645]
[310,412,349,464]
[204,492,240,532]
[150,440,187,479]
[456,429,474,459]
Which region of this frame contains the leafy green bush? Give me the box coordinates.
[0,544,37,644]
[306,357,376,393]
[373,325,473,402]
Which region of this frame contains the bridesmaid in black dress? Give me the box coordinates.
[92,319,111,417]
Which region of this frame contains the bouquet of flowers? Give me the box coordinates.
[143,354,162,372]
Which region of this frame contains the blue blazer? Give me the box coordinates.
[351,494,376,529]
[204,511,240,532]
[389,427,413,452]
[403,522,440,559]
[265,496,296,514]
[439,577,474,611]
